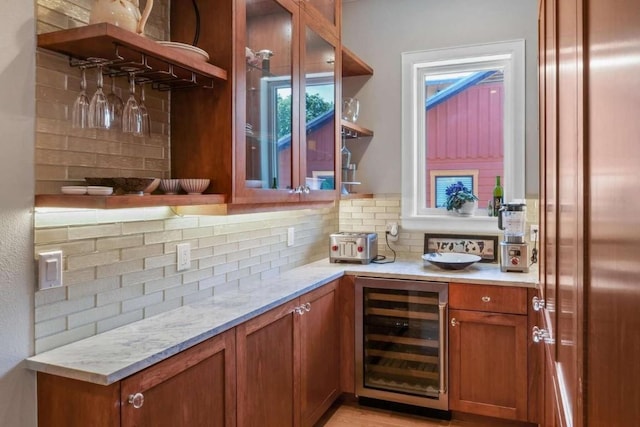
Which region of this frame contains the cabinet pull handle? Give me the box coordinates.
[532,296,546,311]
[450,318,459,327]
[481,296,491,303]
[293,306,304,316]
[532,326,550,343]
[303,302,311,312]
[128,392,144,409]
[439,303,448,394]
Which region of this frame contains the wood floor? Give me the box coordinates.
[317,399,513,427]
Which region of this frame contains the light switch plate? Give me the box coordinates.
[38,251,63,290]
[177,243,191,271]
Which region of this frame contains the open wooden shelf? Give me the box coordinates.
[341,119,373,138]
[35,193,226,209]
[340,193,373,200]
[37,23,227,89]
[342,46,373,77]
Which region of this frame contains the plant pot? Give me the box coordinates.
[455,200,477,216]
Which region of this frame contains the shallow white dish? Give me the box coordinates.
[157,41,210,62]
[422,252,482,270]
[87,186,114,196]
[61,186,88,195]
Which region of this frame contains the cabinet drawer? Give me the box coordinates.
[449,283,527,315]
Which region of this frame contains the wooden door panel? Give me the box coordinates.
[236,300,298,427]
[37,373,120,427]
[121,330,236,427]
[449,309,528,421]
[299,281,340,427]
[587,0,640,424]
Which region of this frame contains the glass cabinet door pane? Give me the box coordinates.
[245,0,294,190]
[306,0,336,27]
[303,26,336,191]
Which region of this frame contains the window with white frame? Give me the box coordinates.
[401,40,525,232]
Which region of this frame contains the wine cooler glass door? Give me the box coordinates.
[355,277,448,411]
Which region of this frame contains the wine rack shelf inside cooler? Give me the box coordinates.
[363,287,442,398]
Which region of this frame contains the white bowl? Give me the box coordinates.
[61,186,88,195]
[159,179,181,195]
[422,252,482,270]
[179,178,210,195]
[87,186,113,196]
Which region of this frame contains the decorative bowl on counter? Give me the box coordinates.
[159,179,181,195]
[179,178,210,195]
[422,252,482,270]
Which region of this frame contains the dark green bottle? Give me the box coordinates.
[493,176,503,217]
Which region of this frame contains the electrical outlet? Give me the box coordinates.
[530,224,539,241]
[177,243,191,271]
[287,227,295,247]
[386,222,399,242]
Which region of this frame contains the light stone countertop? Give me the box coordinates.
[25,257,539,386]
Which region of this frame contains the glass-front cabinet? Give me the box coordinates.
[301,24,337,200]
[236,0,338,203]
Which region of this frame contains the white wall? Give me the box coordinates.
[0,1,37,426]
[342,0,539,196]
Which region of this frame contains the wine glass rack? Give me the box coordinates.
[37,23,227,92]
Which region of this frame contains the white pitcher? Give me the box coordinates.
[90,0,154,36]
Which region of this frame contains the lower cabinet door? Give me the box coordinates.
[299,281,340,427]
[236,299,299,427]
[449,309,528,421]
[120,329,236,427]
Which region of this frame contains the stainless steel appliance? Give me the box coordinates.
[498,202,529,272]
[355,277,449,410]
[330,232,378,264]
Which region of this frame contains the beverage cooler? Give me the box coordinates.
[355,277,449,410]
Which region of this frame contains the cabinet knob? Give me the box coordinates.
[450,318,459,327]
[293,306,304,315]
[302,302,311,312]
[481,296,491,303]
[532,326,550,343]
[532,296,546,311]
[128,392,144,409]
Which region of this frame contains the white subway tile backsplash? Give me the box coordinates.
[96,284,144,307]
[96,259,144,279]
[35,324,96,354]
[97,310,144,334]
[35,296,95,323]
[122,292,164,313]
[67,303,120,329]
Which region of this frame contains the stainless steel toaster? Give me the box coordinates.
[329,232,378,264]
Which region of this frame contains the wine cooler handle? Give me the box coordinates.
[438,302,447,395]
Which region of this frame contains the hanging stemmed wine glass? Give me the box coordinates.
[135,82,151,137]
[88,65,111,129]
[106,74,123,131]
[122,71,142,134]
[71,68,89,128]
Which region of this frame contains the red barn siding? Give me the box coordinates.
[426,82,504,206]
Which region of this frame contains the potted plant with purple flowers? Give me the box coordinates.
[445,181,479,216]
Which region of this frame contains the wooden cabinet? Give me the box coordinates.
[236,280,340,427]
[172,0,340,210]
[449,283,529,422]
[538,0,640,425]
[36,329,236,427]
